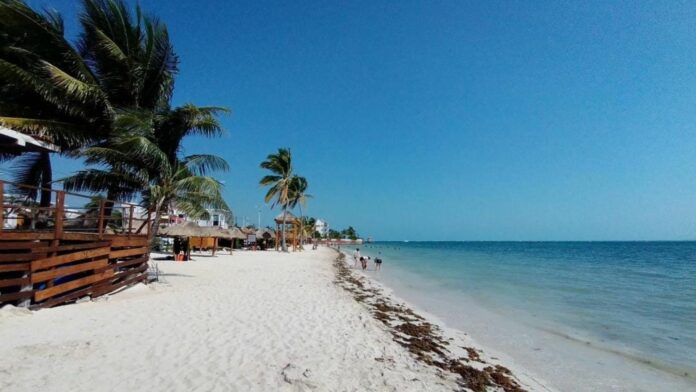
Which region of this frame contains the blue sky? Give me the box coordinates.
[22,0,696,240]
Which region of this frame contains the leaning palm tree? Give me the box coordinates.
[0,0,177,206]
[259,148,293,251]
[288,175,311,249]
[0,0,113,206]
[62,125,230,238]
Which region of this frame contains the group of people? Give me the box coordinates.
[352,248,383,271]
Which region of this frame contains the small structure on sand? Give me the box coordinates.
[274,211,300,251]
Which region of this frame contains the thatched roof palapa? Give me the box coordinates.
[274,211,300,224]
[256,228,274,239]
[159,221,204,237]
[199,226,231,238]
[226,227,247,239]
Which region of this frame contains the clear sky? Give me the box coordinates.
[23,0,696,240]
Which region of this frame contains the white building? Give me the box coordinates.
[314,219,329,237]
[196,209,232,229]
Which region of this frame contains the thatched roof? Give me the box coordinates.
[256,228,274,239]
[226,227,247,239]
[199,226,232,238]
[159,221,203,237]
[274,211,299,224]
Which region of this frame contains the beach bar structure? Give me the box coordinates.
[274,211,301,251]
[0,179,151,309]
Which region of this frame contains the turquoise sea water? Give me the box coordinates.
[343,241,696,377]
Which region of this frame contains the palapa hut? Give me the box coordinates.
[255,228,275,250]
[274,211,301,251]
[159,221,204,260]
[226,227,246,239]
[195,226,232,255]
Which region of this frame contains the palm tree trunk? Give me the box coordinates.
[281,206,288,252]
[149,200,166,243]
[298,204,304,250]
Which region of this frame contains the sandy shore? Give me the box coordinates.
[0,247,469,391]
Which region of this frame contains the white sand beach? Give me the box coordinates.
[1,247,474,392]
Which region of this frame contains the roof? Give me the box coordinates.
[0,126,59,153]
[158,221,203,237]
[226,227,247,239]
[256,228,275,238]
[274,211,300,224]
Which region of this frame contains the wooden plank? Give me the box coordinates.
[31,258,109,284]
[31,284,95,309]
[0,277,30,288]
[0,290,33,302]
[107,236,148,247]
[0,253,40,263]
[0,232,55,241]
[114,255,148,269]
[32,266,148,309]
[31,241,111,254]
[34,269,114,302]
[110,246,148,259]
[62,232,102,241]
[0,241,48,250]
[94,272,147,297]
[30,279,104,309]
[0,263,30,272]
[31,247,110,271]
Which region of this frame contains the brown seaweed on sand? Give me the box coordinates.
[332,251,528,392]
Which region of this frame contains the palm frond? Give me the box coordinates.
[184,154,230,175]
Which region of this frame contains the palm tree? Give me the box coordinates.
[288,175,311,249]
[62,108,230,238]
[259,148,293,251]
[0,0,113,206]
[0,0,177,207]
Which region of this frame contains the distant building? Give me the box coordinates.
[314,219,329,237]
[196,209,232,229]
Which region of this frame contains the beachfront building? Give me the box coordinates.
[196,208,232,229]
[315,219,329,237]
[164,208,233,229]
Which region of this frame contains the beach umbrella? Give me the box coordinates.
[199,226,231,238]
[159,221,204,237]
[274,211,299,224]
[256,228,274,239]
[227,227,247,239]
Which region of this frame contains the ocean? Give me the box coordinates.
[342,241,696,385]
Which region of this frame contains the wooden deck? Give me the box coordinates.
[0,180,151,309]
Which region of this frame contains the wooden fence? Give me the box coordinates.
[0,180,151,309]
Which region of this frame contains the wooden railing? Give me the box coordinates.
[0,180,151,237]
[0,179,152,309]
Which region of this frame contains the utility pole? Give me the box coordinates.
[256,205,261,228]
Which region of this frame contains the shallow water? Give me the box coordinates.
[344,241,696,381]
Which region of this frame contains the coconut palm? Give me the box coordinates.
[288,175,311,248]
[259,148,293,251]
[0,0,178,206]
[0,0,112,206]
[62,108,230,237]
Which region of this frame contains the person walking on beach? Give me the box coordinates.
[374,253,383,271]
[353,248,361,268]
